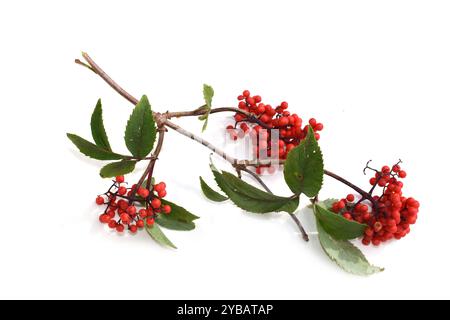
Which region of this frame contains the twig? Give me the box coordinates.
[167,107,272,129]
[76,52,376,209]
[128,126,165,203]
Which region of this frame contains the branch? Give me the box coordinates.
[167,107,272,130]
[80,52,138,105]
[76,53,377,208]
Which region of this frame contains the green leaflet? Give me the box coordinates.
[200,176,228,202]
[211,165,299,214]
[124,95,157,159]
[156,199,199,231]
[200,84,214,132]
[283,126,324,197]
[99,160,137,178]
[90,99,112,151]
[67,133,125,160]
[317,218,383,276]
[314,204,366,240]
[145,222,177,249]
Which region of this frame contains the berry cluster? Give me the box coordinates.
[95,175,171,234]
[226,90,323,174]
[331,163,420,246]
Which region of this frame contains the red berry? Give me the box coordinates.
[99,214,111,224]
[242,90,250,98]
[343,212,352,220]
[96,196,105,205]
[154,183,165,193]
[120,213,131,225]
[138,209,148,218]
[118,200,128,210]
[374,222,383,232]
[115,176,125,183]
[278,117,289,127]
[146,218,155,226]
[116,224,125,232]
[118,186,127,195]
[151,198,161,209]
[138,187,150,198]
[108,220,117,229]
[280,101,288,109]
[126,205,136,215]
[309,118,317,126]
[399,171,407,178]
[246,97,255,106]
[163,205,171,214]
[158,190,167,198]
[136,220,145,228]
[129,225,138,233]
[346,194,355,202]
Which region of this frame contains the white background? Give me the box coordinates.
[0,0,449,299]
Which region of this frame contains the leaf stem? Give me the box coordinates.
[128,126,165,203]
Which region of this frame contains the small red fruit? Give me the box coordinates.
[163,205,172,214]
[96,196,105,205]
[151,198,161,209]
[129,225,138,233]
[136,220,145,228]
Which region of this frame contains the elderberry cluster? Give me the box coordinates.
[226,90,323,174]
[95,175,171,234]
[331,162,420,246]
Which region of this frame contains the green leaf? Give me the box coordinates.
[211,165,299,213]
[314,204,366,240]
[99,160,137,178]
[200,84,214,132]
[317,219,383,276]
[90,99,112,151]
[145,222,177,249]
[283,126,324,197]
[200,176,228,202]
[203,84,214,109]
[156,199,199,231]
[125,95,157,159]
[67,133,125,160]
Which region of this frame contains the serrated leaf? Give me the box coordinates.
[145,222,177,249]
[211,165,299,213]
[67,133,125,160]
[99,160,137,178]
[155,199,199,231]
[125,95,156,159]
[90,99,112,151]
[203,84,214,109]
[200,176,228,202]
[314,204,366,240]
[283,126,324,197]
[200,84,214,132]
[317,219,383,276]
